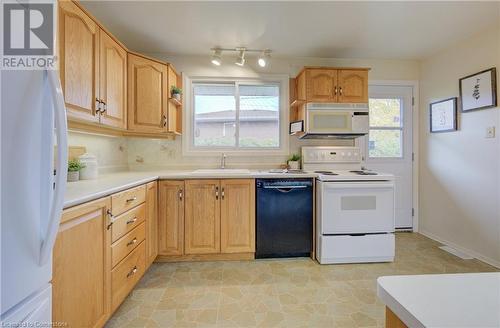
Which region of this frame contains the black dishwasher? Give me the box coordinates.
[256,179,313,258]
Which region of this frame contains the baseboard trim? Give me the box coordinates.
[419,230,500,269]
[155,252,255,262]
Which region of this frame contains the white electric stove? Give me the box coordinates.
[302,146,396,264]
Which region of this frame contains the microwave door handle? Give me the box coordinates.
[39,69,68,266]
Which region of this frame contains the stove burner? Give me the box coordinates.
[315,171,339,176]
[350,170,378,176]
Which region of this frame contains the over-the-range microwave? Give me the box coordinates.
[298,103,369,139]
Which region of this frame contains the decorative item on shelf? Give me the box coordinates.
[289,120,304,135]
[430,97,458,133]
[288,154,301,170]
[459,67,497,112]
[171,86,183,102]
[67,159,85,182]
[78,153,98,180]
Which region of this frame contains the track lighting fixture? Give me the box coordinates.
[211,48,222,66]
[210,47,272,67]
[235,48,246,66]
[258,49,271,67]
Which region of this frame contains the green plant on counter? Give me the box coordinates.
[288,154,301,162]
[171,86,183,95]
[68,159,85,172]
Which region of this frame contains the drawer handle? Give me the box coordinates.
[126,266,138,278]
[125,196,137,203]
[126,217,138,225]
[127,238,137,247]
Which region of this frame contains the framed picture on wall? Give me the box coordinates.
[289,120,304,135]
[430,97,458,133]
[459,68,497,112]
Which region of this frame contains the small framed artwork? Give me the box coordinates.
[430,97,458,133]
[459,68,497,112]
[289,120,304,135]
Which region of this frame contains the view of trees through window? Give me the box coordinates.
[368,98,403,158]
[193,83,280,149]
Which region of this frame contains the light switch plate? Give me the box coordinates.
[486,126,496,138]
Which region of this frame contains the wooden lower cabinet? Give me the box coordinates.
[158,180,185,256]
[53,197,112,328]
[158,179,256,259]
[184,180,221,255]
[145,181,158,265]
[220,179,255,253]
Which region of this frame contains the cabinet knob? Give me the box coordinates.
[126,266,138,278]
[163,115,167,127]
[215,186,219,200]
[127,238,137,247]
[126,217,138,225]
[334,86,338,96]
[125,196,137,203]
[178,189,183,201]
[221,187,225,200]
[339,87,343,96]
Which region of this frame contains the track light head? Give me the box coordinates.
[258,49,271,67]
[235,48,246,66]
[211,49,222,66]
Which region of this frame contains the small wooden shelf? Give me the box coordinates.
[168,97,182,107]
[290,99,306,107]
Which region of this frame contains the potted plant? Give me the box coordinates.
[288,154,301,170]
[67,159,85,182]
[171,86,182,101]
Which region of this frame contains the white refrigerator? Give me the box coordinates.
[1,69,68,324]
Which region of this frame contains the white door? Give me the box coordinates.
[359,85,414,229]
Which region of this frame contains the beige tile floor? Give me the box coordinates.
[106,233,498,328]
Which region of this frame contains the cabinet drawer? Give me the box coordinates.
[111,222,146,267]
[112,203,145,242]
[112,185,146,215]
[111,241,146,311]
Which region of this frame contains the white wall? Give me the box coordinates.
[419,24,500,267]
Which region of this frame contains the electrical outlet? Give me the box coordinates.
[486,126,496,138]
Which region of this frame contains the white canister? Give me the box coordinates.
[78,153,98,180]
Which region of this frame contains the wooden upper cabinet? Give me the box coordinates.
[53,197,111,328]
[338,69,369,103]
[145,181,158,265]
[184,180,220,255]
[158,180,184,256]
[58,1,99,123]
[99,31,127,129]
[220,179,255,253]
[306,69,337,102]
[127,53,167,134]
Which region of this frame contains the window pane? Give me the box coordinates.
[193,84,236,147]
[239,85,280,148]
[368,129,402,158]
[369,98,402,127]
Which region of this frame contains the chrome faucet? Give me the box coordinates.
[221,153,227,169]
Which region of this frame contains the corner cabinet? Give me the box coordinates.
[127,53,168,134]
[58,1,127,129]
[293,67,369,104]
[52,197,112,328]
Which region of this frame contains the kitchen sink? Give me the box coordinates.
[191,169,251,175]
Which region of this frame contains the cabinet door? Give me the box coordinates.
[53,197,111,328]
[158,180,184,256]
[58,1,99,123]
[167,66,182,134]
[306,69,337,102]
[127,54,167,133]
[338,70,368,103]
[145,181,158,265]
[99,30,127,129]
[220,179,255,253]
[184,180,220,254]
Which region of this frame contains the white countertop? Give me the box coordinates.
[377,272,500,328]
[64,169,317,209]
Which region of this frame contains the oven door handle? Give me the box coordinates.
[323,182,394,189]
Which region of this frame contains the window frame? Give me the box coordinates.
[183,75,289,156]
[368,97,405,159]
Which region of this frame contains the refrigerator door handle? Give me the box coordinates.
[39,70,68,266]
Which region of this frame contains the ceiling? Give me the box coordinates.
[81,1,499,60]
